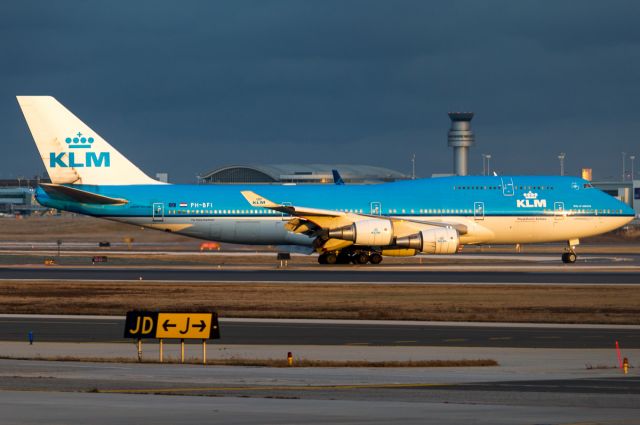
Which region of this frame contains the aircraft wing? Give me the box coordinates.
[240,191,345,218]
[239,191,467,238]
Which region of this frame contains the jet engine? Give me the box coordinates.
[395,227,459,254]
[327,219,394,246]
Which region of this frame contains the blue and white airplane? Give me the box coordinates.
[17,96,635,265]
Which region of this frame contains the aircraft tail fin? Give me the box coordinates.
[17,96,161,185]
[332,169,345,185]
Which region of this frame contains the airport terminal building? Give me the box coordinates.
[199,164,410,184]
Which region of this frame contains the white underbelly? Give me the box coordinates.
[462,215,632,244]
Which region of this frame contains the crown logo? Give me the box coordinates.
[65,132,94,149]
[523,191,538,199]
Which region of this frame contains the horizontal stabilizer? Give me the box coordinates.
[39,183,128,205]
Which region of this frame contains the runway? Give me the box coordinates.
[2,316,638,348]
[2,266,640,284]
[0,357,638,425]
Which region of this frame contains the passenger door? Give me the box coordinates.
[152,202,164,222]
[474,201,485,221]
[370,201,382,216]
[554,201,565,220]
[281,202,292,221]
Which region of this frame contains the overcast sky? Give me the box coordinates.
[1,1,639,182]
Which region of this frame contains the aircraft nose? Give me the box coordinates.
[615,196,636,218]
[623,202,636,217]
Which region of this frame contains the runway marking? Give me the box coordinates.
[98,382,453,394]
[3,314,640,330]
[395,340,417,344]
[344,342,370,346]
[443,338,467,342]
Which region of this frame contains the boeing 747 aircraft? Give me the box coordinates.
[17,96,635,265]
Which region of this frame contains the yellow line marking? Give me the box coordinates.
[344,343,370,346]
[443,338,467,342]
[99,382,452,394]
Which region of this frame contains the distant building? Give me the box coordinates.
[0,187,36,215]
[0,176,50,215]
[199,164,409,184]
[0,177,49,188]
[589,179,640,218]
[634,179,640,217]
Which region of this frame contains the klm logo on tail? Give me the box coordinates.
[50,132,110,168]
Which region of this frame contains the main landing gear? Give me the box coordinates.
[318,250,383,265]
[561,239,579,264]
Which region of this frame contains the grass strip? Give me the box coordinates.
[1,280,639,324]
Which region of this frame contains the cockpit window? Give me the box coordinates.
[583,183,593,188]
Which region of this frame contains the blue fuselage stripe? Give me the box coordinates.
[35,175,636,220]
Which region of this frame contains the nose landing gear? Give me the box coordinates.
[561,239,579,264]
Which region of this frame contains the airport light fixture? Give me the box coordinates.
[558,153,565,176]
[630,155,636,181]
[411,154,416,180]
[481,153,492,176]
[622,152,626,181]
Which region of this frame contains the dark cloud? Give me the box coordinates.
[1,0,639,182]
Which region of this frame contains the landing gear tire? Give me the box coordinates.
[318,253,327,264]
[325,253,338,265]
[354,253,370,265]
[369,253,383,265]
[561,252,577,264]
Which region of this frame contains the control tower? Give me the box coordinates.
[447,112,475,176]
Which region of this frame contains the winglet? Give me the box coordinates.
[332,169,345,185]
[240,191,279,208]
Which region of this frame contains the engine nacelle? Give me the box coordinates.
[328,219,394,246]
[395,227,459,254]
